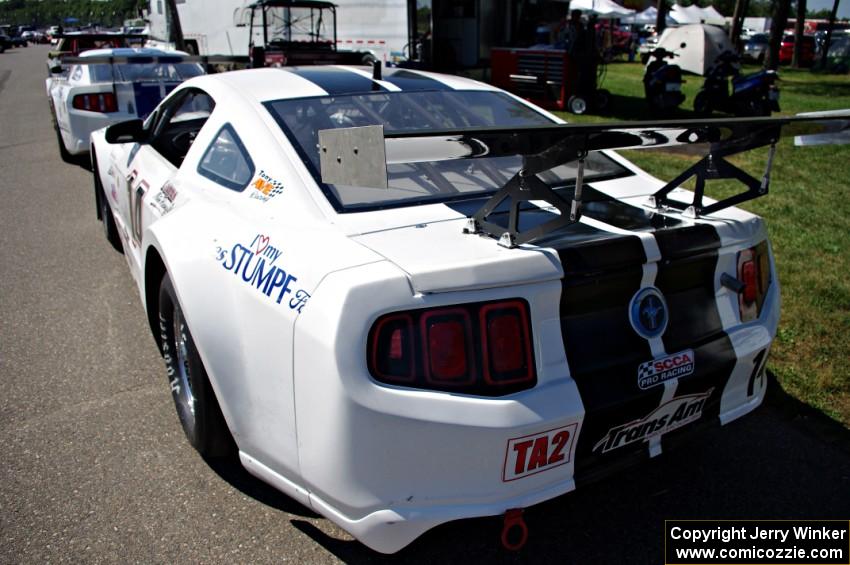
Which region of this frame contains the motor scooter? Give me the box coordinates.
[643,44,686,113]
[694,50,780,116]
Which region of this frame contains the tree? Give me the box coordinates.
[764,0,791,70]
[818,0,841,69]
[791,0,806,67]
[656,0,667,36]
[729,0,750,51]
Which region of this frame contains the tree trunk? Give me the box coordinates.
[729,0,750,52]
[791,0,806,67]
[656,0,667,36]
[165,0,185,52]
[818,0,840,69]
[764,0,790,70]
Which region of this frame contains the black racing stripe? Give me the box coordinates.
[552,227,664,482]
[580,186,684,232]
[285,67,387,95]
[382,69,454,91]
[654,223,739,437]
[654,223,720,259]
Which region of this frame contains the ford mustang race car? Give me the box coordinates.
[88,65,848,553]
[46,48,205,162]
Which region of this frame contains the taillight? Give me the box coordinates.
[368,299,536,396]
[72,92,117,113]
[736,241,771,322]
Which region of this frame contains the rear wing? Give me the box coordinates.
[318,113,850,247]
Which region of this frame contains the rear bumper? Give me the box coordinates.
[61,110,132,155]
[271,256,780,553]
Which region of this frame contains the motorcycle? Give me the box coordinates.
[643,45,686,113]
[694,50,780,117]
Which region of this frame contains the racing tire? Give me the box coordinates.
[693,92,711,116]
[50,105,75,164]
[567,95,587,115]
[159,274,235,460]
[92,152,123,253]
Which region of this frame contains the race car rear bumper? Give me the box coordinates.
[270,259,779,553]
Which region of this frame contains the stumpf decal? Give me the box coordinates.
[215,234,308,312]
[593,389,713,454]
[637,349,695,390]
[502,423,578,481]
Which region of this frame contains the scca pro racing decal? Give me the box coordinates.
[503,423,578,481]
[249,170,285,202]
[637,349,695,390]
[593,389,712,454]
[215,234,309,313]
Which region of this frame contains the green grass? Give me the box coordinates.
[557,62,850,425]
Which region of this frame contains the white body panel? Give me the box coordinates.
[90,67,780,554]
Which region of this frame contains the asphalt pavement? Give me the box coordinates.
[1,45,849,564]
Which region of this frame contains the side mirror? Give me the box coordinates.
[105,119,146,144]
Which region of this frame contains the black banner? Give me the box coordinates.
[665,520,850,565]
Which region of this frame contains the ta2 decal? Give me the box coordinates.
[593,389,713,454]
[249,170,285,202]
[215,234,308,313]
[637,349,695,390]
[502,423,578,481]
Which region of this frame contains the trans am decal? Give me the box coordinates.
[637,350,695,390]
[502,423,578,481]
[593,389,712,454]
[215,234,307,312]
[249,170,285,202]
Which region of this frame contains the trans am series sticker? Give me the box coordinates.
[215,233,308,312]
[593,389,713,454]
[637,349,695,390]
[249,170,285,202]
[502,423,578,482]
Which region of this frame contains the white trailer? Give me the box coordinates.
[146,0,411,64]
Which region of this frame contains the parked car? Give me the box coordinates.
[0,33,9,53]
[46,48,204,162]
[743,32,768,63]
[47,32,146,74]
[84,64,827,553]
[779,33,815,66]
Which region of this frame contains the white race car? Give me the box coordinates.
[88,65,843,553]
[46,48,204,162]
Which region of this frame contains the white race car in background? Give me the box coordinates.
[87,64,845,553]
[46,48,204,162]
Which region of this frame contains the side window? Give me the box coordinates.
[197,124,255,191]
[149,89,216,168]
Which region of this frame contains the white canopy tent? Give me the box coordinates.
[654,23,735,75]
[568,0,635,19]
[669,4,726,25]
[624,6,676,25]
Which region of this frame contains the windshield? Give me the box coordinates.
[259,6,334,44]
[266,90,629,212]
[90,62,205,83]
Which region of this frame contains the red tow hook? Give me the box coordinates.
[500,508,529,551]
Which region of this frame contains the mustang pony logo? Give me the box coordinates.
[215,234,307,312]
[593,389,713,453]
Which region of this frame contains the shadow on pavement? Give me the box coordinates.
[209,372,850,563]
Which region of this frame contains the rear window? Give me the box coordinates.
[89,61,205,83]
[265,90,629,212]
